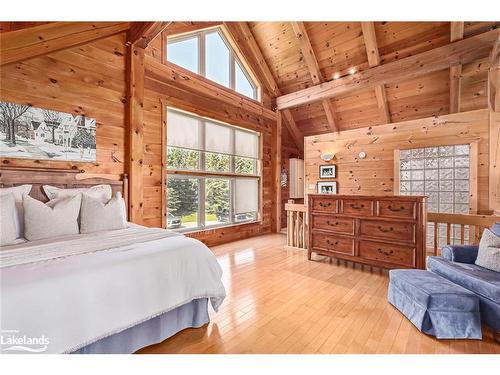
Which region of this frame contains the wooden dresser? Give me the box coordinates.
[308,195,427,269]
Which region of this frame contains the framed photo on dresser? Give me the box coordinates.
[319,164,336,178]
[317,181,337,194]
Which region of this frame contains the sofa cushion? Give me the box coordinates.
[491,222,500,237]
[427,256,500,304]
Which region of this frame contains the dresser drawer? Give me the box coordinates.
[359,219,415,242]
[358,240,415,268]
[311,233,354,255]
[342,199,374,216]
[378,200,416,219]
[311,215,354,235]
[311,197,339,212]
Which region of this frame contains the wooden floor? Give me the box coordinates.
[138,234,500,354]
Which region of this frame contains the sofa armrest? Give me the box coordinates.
[441,245,479,264]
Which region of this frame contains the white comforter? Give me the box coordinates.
[0,225,226,354]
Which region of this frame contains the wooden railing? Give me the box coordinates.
[427,212,499,255]
[285,201,307,250]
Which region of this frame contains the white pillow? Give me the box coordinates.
[80,192,127,234]
[0,185,32,238]
[475,229,500,273]
[0,193,17,246]
[43,184,112,203]
[23,194,81,241]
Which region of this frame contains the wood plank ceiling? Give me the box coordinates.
[249,21,500,136]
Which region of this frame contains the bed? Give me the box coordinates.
[0,167,226,354]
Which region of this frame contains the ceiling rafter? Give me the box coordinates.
[360,22,391,124]
[0,22,130,66]
[225,22,303,152]
[127,22,172,49]
[291,22,338,132]
[449,22,465,113]
[276,29,500,110]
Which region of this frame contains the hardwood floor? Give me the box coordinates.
[138,233,500,354]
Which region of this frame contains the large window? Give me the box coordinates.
[166,28,258,100]
[398,144,471,247]
[166,108,260,232]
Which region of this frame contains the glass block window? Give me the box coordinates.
[399,144,470,247]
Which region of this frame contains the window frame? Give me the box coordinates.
[164,26,260,101]
[165,107,263,233]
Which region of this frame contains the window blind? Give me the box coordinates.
[234,178,259,214]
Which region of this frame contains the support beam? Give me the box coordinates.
[0,22,130,66]
[127,22,172,49]
[450,22,465,113]
[224,22,304,151]
[291,22,338,132]
[277,29,500,110]
[273,111,283,232]
[128,45,145,224]
[488,35,500,214]
[361,22,391,124]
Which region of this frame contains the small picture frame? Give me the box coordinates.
[319,164,336,178]
[317,181,337,194]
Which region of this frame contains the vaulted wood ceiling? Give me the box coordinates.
[249,21,500,136]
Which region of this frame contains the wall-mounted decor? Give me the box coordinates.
[317,181,337,194]
[280,167,288,188]
[0,101,96,162]
[320,152,335,162]
[319,164,336,178]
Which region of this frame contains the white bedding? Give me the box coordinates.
[0,225,226,354]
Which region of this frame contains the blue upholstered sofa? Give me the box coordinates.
[426,223,500,343]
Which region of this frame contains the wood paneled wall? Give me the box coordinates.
[0,33,127,180]
[304,109,493,214]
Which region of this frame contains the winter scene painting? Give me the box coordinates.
[0,101,96,162]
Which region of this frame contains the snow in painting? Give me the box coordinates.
[0,101,96,162]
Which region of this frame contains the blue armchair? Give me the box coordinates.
[427,238,500,343]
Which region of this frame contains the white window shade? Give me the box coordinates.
[167,110,201,150]
[205,121,232,154]
[235,129,259,159]
[235,178,258,214]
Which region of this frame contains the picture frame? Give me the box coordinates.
[319,164,336,178]
[317,181,337,194]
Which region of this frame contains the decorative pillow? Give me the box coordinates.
[0,193,17,246]
[23,194,81,241]
[43,184,112,203]
[475,229,500,273]
[0,185,32,238]
[80,192,127,234]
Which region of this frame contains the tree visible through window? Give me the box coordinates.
[166,108,260,232]
[166,27,258,100]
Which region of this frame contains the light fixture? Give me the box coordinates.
[358,151,367,159]
[332,72,340,79]
[349,67,357,75]
[320,152,335,162]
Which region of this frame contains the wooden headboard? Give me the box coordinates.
[0,166,128,208]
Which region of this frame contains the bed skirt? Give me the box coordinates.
[71,298,209,354]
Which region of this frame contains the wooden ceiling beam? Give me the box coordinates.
[276,29,500,110]
[0,22,130,66]
[449,22,465,114]
[360,22,391,124]
[225,22,303,151]
[127,22,172,49]
[291,22,338,132]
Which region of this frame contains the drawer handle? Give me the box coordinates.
[350,204,365,209]
[388,205,405,212]
[377,248,394,256]
[326,220,339,226]
[326,239,339,246]
[377,226,394,233]
[319,202,332,208]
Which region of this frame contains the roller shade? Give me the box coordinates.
[205,121,232,154]
[234,178,259,214]
[235,129,259,159]
[167,110,201,150]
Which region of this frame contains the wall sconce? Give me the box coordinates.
[320,152,335,162]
